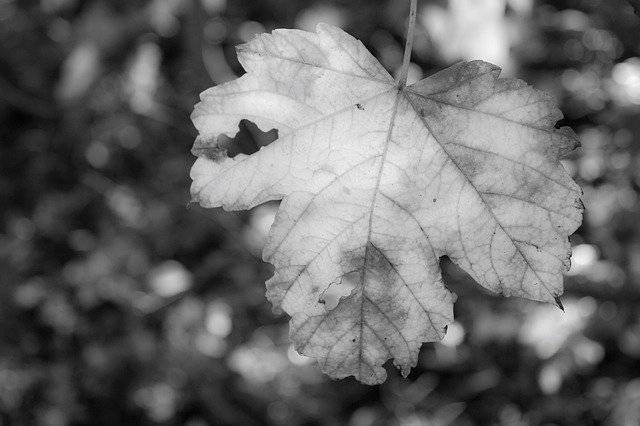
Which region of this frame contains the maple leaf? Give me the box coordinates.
[190,24,583,384]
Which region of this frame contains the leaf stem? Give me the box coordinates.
[397,0,417,88]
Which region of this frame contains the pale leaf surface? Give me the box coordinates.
[190,24,583,385]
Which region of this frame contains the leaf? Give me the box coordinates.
[190,24,583,384]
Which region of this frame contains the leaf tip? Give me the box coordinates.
[554,295,565,312]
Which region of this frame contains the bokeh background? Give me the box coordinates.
[2,0,640,424]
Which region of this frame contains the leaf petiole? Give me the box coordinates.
[397,0,418,88]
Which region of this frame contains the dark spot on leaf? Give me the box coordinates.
[451,148,484,181]
[432,198,437,203]
[340,243,395,285]
[351,338,356,342]
[191,134,227,161]
[318,299,326,305]
[356,103,364,110]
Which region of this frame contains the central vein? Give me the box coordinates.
[356,89,402,372]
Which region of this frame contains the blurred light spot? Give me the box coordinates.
[40,295,76,334]
[499,404,526,426]
[561,68,581,91]
[40,0,78,13]
[620,323,640,358]
[568,244,598,275]
[68,229,96,252]
[8,216,35,240]
[629,245,640,282]
[82,344,109,372]
[591,377,615,399]
[617,186,638,210]
[228,333,289,384]
[205,300,232,337]
[85,140,110,168]
[349,406,380,426]
[614,128,633,147]
[56,42,101,102]
[0,363,37,410]
[149,260,193,298]
[405,63,423,85]
[584,184,617,227]
[106,186,143,227]
[371,30,402,72]
[296,3,346,31]
[578,296,598,315]
[127,41,161,115]
[237,20,265,43]
[165,298,204,348]
[287,345,314,366]
[47,17,71,43]
[430,402,466,424]
[441,321,465,347]
[561,68,607,112]
[587,129,609,153]
[201,0,226,14]
[38,408,66,426]
[572,338,604,367]
[578,154,604,181]
[268,401,291,423]
[610,152,631,171]
[467,368,500,393]
[538,363,562,394]
[557,9,589,31]
[582,29,618,54]
[610,379,640,425]
[185,419,208,426]
[14,278,46,309]
[599,300,618,321]
[204,17,228,44]
[133,383,177,422]
[422,0,514,72]
[149,0,183,37]
[471,308,521,342]
[519,298,594,358]
[507,0,533,14]
[117,124,141,149]
[244,204,277,253]
[563,39,585,62]
[195,332,227,357]
[611,58,640,105]
[203,44,237,83]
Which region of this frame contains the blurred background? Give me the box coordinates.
[1,0,640,424]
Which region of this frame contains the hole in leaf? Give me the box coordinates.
[222,119,278,158]
[193,119,278,160]
[320,275,357,310]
